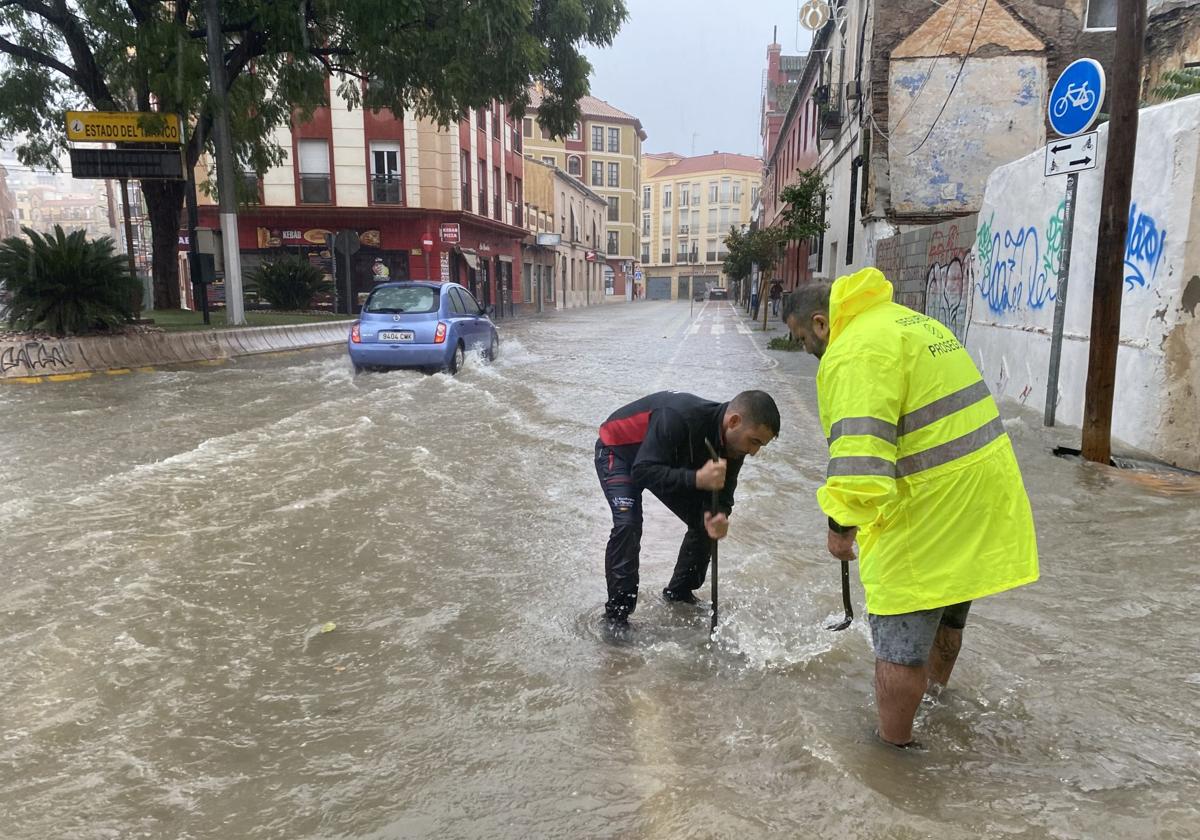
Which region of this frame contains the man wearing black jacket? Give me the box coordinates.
[595,390,780,625]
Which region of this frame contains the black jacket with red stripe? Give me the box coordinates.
[598,391,742,515]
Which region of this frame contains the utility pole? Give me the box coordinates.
[204,0,246,325]
[1081,0,1146,464]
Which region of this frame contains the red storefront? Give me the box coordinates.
[194,206,527,317]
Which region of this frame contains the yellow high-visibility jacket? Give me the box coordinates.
[816,268,1038,615]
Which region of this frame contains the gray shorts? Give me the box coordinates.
[868,601,972,666]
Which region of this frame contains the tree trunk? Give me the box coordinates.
[142,179,187,310]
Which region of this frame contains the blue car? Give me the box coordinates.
[347,281,499,374]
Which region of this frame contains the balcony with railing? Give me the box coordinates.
[299,174,331,204]
[371,174,403,205]
[706,250,717,262]
[660,250,670,263]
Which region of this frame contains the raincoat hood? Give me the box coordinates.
[829,267,894,345]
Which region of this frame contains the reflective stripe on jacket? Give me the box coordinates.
[816,268,1039,615]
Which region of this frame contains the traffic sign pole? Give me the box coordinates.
[1044,171,1079,427]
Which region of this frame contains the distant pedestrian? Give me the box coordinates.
[783,268,1038,748]
[595,390,780,627]
[769,280,783,316]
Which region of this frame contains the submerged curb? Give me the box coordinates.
[0,321,354,383]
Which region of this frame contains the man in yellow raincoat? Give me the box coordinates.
[783,268,1038,747]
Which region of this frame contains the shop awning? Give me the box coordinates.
[457,247,478,270]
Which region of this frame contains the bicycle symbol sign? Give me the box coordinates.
[1048,58,1106,137]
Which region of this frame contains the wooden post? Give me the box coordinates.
[1081,0,1146,464]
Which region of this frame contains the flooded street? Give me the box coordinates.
[2,301,1198,839]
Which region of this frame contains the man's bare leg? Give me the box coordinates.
[927,624,962,691]
[875,658,926,746]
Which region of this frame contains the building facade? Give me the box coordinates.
[521,92,645,300]
[638,152,761,301]
[520,157,608,310]
[195,81,529,316]
[780,0,1190,284]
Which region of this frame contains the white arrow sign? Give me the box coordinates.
[1044,131,1098,177]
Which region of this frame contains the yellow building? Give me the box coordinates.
[638,152,761,300]
[522,92,645,299]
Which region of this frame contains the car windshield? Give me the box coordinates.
[365,286,438,314]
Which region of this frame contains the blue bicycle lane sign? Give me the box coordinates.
[1048,58,1106,137]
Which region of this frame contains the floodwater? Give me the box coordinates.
[1,301,1197,839]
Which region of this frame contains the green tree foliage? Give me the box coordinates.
[248,255,331,311]
[0,0,627,308]
[776,167,829,244]
[1149,68,1200,103]
[722,226,784,282]
[0,225,140,335]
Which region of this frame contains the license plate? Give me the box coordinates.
[379,330,413,342]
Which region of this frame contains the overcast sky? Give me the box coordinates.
[582,0,814,159]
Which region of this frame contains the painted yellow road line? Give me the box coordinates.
[105,368,132,376]
[46,372,94,382]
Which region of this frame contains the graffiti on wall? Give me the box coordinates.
[0,341,73,374]
[1124,203,1167,291]
[976,200,1170,317]
[925,224,974,342]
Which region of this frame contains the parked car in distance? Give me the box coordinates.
[347,281,499,374]
[708,287,729,300]
[693,286,707,302]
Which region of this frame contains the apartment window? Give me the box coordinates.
[751,185,760,206]
[568,122,581,141]
[239,170,261,205]
[460,150,470,207]
[677,240,689,261]
[708,181,718,203]
[732,180,742,203]
[297,139,331,204]
[608,196,620,222]
[523,118,533,137]
[661,240,671,263]
[567,155,582,177]
[707,208,718,233]
[642,213,651,236]
[719,207,730,233]
[643,185,651,207]
[477,108,488,132]
[663,186,672,209]
[690,239,698,262]
[478,159,487,216]
[720,178,731,204]
[691,210,700,231]
[706,239,717,262]
[542,155,556,167]
[1084,0,1116,29]
[608,128,620,153]
[692,183,701,205]
[592,125,604,151]
[591,161,603,187]
[493,166,501,219]
[680,184,689,206]
[608,231,620,255]
[662,212,672,235]
[641,243,650,264]
[608,162,620,187]
[370,142,402,205]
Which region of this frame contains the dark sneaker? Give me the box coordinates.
[662,588,701,605]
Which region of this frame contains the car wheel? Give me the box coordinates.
[487,333,499,362]
[448,342,465,374]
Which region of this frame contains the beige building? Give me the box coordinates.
[638,152,761,300]
[520,158,608,310]
[522,92,645,300]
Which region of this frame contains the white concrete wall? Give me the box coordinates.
[967,96,1200,468]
